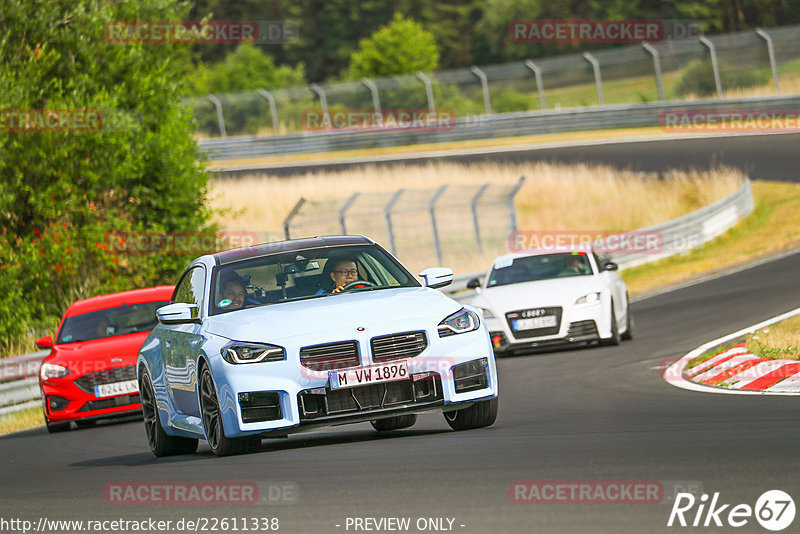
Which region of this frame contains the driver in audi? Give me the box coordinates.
[316,258,360,295]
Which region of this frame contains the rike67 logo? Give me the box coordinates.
[668,490,795,531]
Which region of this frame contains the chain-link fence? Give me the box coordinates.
[190,25,800,138]
[282,179,525,273]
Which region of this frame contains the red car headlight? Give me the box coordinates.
[40,362,72,381]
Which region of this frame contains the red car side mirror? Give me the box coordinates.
[36,335,54,349]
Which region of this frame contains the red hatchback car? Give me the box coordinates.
[36,286,174,432]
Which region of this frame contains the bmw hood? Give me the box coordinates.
[474,276,603,313]
[205,287,464,342]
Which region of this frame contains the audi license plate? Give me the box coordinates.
[329,361,409,390]
[94,379,138,398]
[512,316,557,331]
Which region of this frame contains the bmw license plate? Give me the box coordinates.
[512,316,557,331]
[329,361,409,390]
[94,379,139,398]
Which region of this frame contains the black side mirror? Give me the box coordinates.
[603,262,619,271]
[466,278,481,289]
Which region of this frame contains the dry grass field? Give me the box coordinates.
[207,161,744,273]
[208,161,742,239]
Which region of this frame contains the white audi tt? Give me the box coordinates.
[467,249,633,355]
[138,236,499,456]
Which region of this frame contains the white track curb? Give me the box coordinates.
[664,306,800,396]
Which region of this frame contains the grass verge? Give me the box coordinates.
[746,314,800,361]
[621,181,800,296]
[0,406,43,435]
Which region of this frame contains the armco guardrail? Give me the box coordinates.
[0,351,47,416]
[191,25,800,139]
[0,179,755,416]
[445,178,754,299]
[199,96,800,164]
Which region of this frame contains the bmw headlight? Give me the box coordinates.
[40,362,71,381]
[438,308,481,337]
[477,306,495,319]
[221,342,285,364]
[575,292,601,306]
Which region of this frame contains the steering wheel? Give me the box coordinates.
[341,280,377,291]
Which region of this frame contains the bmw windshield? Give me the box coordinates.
[211,245,419,315]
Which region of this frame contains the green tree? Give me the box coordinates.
[0,0,213,349]
[347,13,440,79]
[187,44,306,95]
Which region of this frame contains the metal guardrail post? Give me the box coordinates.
[339,193,360,234]
[206,94,226,137]
[429,185,448,264]
[755,28,780,93]
[416,72,436,115]
[470,66,492,115]
[384,189,405,255]
[309,83,331,127]
[642,42,665,102]
[361,78,382,116]
[524,60,546,110]
[283,198,306,240]
[699,36,723,98]
[471,184,489,252]
[257,89,280,133]
[582,53,604,105]
[507,176,526,236]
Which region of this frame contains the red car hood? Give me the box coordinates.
[45,332,150,378]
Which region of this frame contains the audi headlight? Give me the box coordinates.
[575,292,601,306]
[221,342,285,364]
[438,308,481,337]
[477,306,495,319]
[40,362,71,381]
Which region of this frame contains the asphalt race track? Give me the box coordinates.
[3,136,800,533]
[249,132,800,182]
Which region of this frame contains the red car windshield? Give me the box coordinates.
[56,301,169,344]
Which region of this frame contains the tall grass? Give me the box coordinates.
[207,162,744,274]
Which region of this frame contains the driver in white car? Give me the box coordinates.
[316,258,359,295]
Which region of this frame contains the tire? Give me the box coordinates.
[75,419,96,429]
[45,419,70,433]
[370,414,417,431]
[443,397,498,431]
[621,294,634,341]
[140,371,198,457]
[200,366,261,456]
[600,301,621,346]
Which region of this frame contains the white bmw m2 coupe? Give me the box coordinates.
[138,236,499,456]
